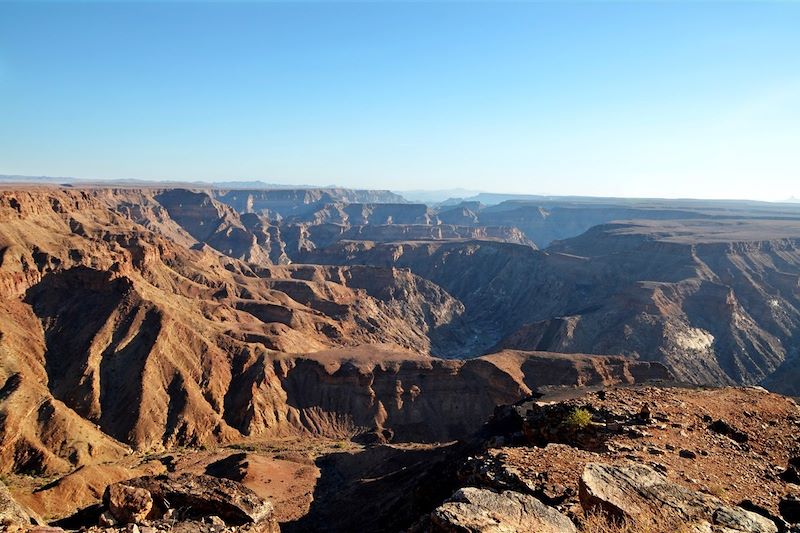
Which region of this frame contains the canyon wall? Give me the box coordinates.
[0,188,669,478]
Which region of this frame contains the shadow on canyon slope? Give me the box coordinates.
[282,442,473,533]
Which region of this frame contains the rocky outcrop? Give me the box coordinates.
[579,462,778,532]
[107,473,275,525]
[429,487,577,533]
[41,473,282,532]
[337,224,534,246]
[0,481,43,528]
[105,484,153,524]
[280,384,800,533]
[302,220,800,387]
[212,188,407,220]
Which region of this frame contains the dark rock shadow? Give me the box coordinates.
[282,442,473,533]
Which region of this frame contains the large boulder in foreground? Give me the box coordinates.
[104,483,153,524]
[579,462,777,533]
[430,486,577,533]
[104,472,275,526]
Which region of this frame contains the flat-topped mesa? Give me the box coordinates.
[338,203,435,225]
[336,224,535,246]
[299,237,541,269]
[432,202,725,248]
[269,202,438,226]
[211,188,408,220]
[548,220,800,256]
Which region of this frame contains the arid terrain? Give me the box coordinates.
[1,184,800,532]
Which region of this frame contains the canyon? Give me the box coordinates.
[1,185,800,531]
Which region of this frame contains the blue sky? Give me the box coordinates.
[1,1,798,200]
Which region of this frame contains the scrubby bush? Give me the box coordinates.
[564,407,593,429]
[580,510,691,533]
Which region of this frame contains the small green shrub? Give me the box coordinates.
[565,407,593,429]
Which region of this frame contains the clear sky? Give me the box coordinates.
[1,1,799,200]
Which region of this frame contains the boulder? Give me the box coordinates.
[106,473,274,526]
[737,500,790,532]
[579,463,776,533]
[708,419,749,444]
[713,507,780,533]
[154,521,279,533]
[104,483,153,523]
[430,487,577,533]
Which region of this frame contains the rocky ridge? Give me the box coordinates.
[301,221,800,388]
[414,386,800,533]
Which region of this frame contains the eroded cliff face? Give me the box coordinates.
[119,189,535,265]
[301,222,800,387]
[211,188,407,219]
[541,222,800,386]
[458,203,712,248]
[0,189,669,478]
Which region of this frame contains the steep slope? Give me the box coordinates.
[232,347,669,444]
[153,189,277,263]
[539,221,800,385]
[0,189,463,471]
[0,188,668,479]
[301,221,800,387]
[0,298,131,476]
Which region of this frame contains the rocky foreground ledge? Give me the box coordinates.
[2,472,280,533]
[413,386,800,533]
[2,386,799,532]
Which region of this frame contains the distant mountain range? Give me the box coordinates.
[0,174,327,190]
[3,174,798,208]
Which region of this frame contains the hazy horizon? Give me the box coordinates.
[4,172,800,205]
[1,1,799,201]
